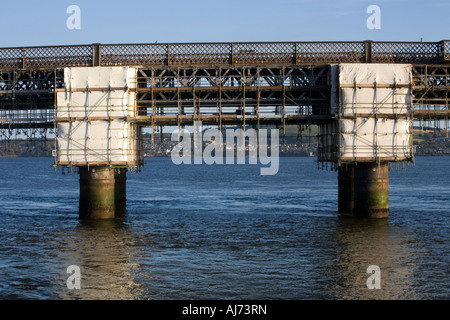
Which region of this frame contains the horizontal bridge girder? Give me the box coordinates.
[0,40,449,70]
[0,122,54,130]
[0,63,449,129]
[413,109,450,120]
[136,85,331,93]
[129,114,332,126]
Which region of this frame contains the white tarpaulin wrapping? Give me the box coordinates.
[338,63,412,117]
[56,66,141,167]
[57,66,137,118]
[64,66,136,89]
[320,63,413,163]
[339,118,411,160]
[57,120,134,163]
[56,91,136,118]
[338,64,411,87]
[340,87,411,116]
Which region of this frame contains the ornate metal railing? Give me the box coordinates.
[371,41,445,64]
[0,40,448,70]
[444,40,450,61]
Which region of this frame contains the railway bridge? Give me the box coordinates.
[0,40,448,219]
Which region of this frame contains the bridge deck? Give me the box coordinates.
[0,40,449,70]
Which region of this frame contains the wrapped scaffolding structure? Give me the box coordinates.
[319,63,414,166]
[55,66,143,168]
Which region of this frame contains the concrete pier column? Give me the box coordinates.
[338,165,354,217]
[115,168,127,215]
[353,162,389,218]
[79,166,116,219]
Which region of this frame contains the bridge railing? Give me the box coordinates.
[444,41,450,61]
[371,41,445,64]
[0,40,449,70]
[0,45,93,69]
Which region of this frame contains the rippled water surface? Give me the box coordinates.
[0,156,448,299]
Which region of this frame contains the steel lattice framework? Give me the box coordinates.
[0,41,449,132]
[0,40,449,69]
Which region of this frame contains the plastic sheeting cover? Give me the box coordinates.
[321,64,413,163]
[64,66,137,89]
[57,120,132,163]
[56,66,140,166]
[339,63,411,86]
[339,63,412,116]
[339,118,411,159]
[340,86,411,116]
[56,91,136,118]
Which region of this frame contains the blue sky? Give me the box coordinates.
[1,0,449,47]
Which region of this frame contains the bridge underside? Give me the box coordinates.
[133,65,332,129]
[0,64,448,131]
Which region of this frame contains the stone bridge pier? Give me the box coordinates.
[78,167,127,219]
[338,162,389,218]
[326,63,413,219]
[54,66,142,219]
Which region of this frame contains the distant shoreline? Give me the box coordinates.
[0,129,448,158]
[2,152,447,159]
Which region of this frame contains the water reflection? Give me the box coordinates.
[49,214,422,300]
[1,157,447,300]
[329,217,419,300]
[52,217,147,300]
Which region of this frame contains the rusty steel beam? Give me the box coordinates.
[129,114,332,127]
[0,62,449,130]
[413,109,450,120]
[0,40,449,70]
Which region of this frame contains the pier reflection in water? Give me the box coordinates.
[330,218,419,299]
[52,219,148,300]
[48,214,421,300]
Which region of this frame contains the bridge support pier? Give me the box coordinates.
[353,162,389,218]
[79,166,124,219]
[338,162,389,218]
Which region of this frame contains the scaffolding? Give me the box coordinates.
[318,64,414,167]
[54,66,143,170]
[0,42,448,159]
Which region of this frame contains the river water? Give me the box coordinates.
[0,156,448,300]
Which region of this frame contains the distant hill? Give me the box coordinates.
[412,129,450,156]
